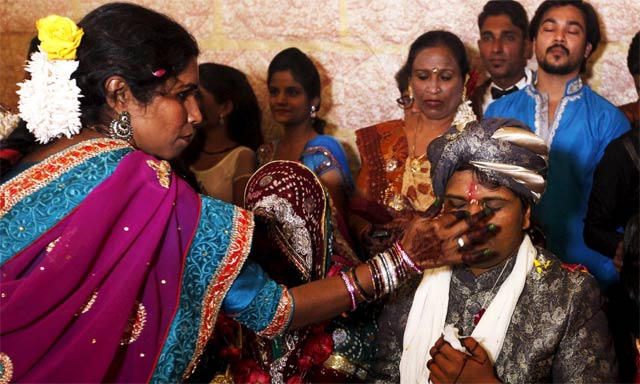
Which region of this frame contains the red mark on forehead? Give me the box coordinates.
[467,179,479,203]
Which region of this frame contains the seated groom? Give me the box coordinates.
[371,118,616,383]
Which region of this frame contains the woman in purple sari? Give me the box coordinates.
[0,3,495,383]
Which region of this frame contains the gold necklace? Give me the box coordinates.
[409,123,426,173]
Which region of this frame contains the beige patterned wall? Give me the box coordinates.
[1,0,638,163]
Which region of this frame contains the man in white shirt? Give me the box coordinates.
[471,0,533,118]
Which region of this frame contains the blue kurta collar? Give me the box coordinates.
[565,76,583,96]
[528,72,584,97]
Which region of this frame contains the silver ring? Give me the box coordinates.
[457,237,465,249]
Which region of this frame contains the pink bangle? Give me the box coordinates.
[338,271,358,312]
[394,242,422,273]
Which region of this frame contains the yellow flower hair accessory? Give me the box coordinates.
[17,15,84,144]
[37,15,84,60]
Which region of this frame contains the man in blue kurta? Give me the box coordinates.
[484,0,630,288]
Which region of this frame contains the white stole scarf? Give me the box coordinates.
[399,235,536,383]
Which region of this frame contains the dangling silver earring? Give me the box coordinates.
[219,114,225,126]
[310,105,317,119]
[109,111,133,141]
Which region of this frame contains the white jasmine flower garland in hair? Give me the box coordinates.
[17,15,84,144]
[17,50,82,143]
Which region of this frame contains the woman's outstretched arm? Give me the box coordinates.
[287,207,496,329]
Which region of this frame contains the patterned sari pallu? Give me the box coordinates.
[238,161,376,383]
[0,138,274,383]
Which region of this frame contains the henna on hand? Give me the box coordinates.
[361,213,416,254]
[420,197,443,219]
[399,208,496,270]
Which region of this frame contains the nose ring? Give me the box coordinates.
[436,87,442,93]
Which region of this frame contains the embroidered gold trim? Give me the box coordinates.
[0,138,131,216]
[182,208,254,380]
[146,159,171,188]
[78,290,98,315]
[0,352,14,384]
[256,285,293,338]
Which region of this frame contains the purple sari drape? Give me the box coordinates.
[1,149,201,382]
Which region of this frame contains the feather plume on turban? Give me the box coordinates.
[428,118,549,203]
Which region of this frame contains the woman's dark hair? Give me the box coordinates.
[198,63,263,151]
[395,65,410,95]
[0,121,36,179]
[267,47,325,133]
[27,37,40,59]
[174,63,265,188]
[628,32,640,76]
[399,30,470,86]
[529,0,600,74]
[73,2,199,127]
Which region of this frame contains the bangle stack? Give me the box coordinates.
[364,245,417,298]
[337,243,423,311]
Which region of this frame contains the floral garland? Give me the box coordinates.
[17,15,84,144]
[227,323,334,384]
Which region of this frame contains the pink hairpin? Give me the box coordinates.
[152,69,166,77]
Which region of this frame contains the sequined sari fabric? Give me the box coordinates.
[0,139,289,383]
[235,160,376,383]
[258,134,358,260]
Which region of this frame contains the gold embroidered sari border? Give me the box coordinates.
[0,138,131,217]
[256,286,293,338]
[183,207,254,380]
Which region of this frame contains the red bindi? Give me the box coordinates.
[467,179,479,204]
